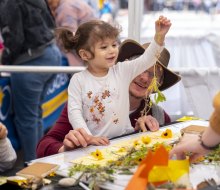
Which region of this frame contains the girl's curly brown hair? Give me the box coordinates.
[56,20,121,59]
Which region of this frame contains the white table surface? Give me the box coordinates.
[31,120,220,189]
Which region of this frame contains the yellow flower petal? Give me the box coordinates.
[91,149,104,160]
[161,129,173,138]
[117,147,126,152]
[141,136,151,144]
[133,140,140,146]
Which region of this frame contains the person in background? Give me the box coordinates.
[84,0,101,17]
[216,0,220,14]
[46,0,97,66]
[36,33,182,158]
[109,0,120,20]
[0,0,61,161]
[98,0,119,24]
[170,92,220,162]
[0,122,16,172]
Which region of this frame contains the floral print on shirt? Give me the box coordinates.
[83,87,119,132]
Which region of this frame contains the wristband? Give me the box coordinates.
[199,134,219,150]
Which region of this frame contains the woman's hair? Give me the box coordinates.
[56,20,121,59]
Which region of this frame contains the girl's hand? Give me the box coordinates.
[60,128,91,152]
[0,122,7,139]
[88,136,110,146]
[134,115,159,132]
[59,128,110,153]
[154,15,172,45]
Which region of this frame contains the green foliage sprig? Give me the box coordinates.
[204,144,220,163]
[68,144,151,188]
[68,143,176,189]
[141,65,166,116]
[67,142,220,189]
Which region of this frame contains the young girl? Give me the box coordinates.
[57,16,171,146]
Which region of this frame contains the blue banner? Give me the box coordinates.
[0,72,69,150]
[0,77,20,150]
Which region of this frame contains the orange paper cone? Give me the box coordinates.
[125,145,168,190]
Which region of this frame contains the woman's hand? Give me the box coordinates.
[134,115,159,132]
[169,134,210,163]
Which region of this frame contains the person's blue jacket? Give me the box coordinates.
[0,0,55,65]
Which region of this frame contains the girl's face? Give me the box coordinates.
[87,38,119,76]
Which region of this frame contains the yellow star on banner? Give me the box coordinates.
[0,88,5,107]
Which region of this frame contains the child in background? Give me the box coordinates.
[57,16,171,146]
[0,122,17,172]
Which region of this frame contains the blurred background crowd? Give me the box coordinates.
[144,0,220,13]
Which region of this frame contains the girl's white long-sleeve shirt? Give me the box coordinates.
[0,138,17,172]
[68,40,163,138]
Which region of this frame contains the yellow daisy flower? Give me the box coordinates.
[141,136,151,144]
[117,147,126,152]
[133,140,140,147]
[91,149,104,160]
[161,129,173,138]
